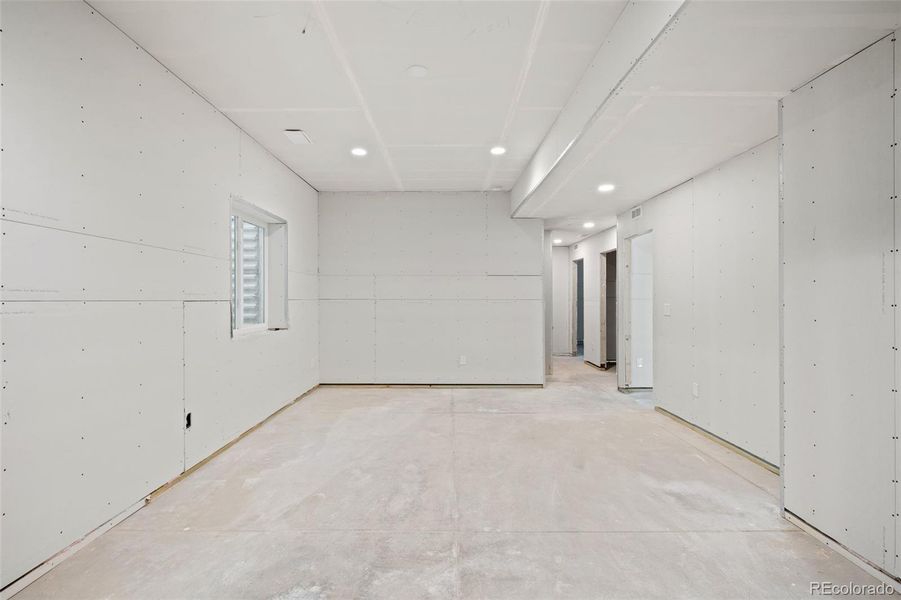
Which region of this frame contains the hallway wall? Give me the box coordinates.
[616,139,779,464]
[551,246,574,355]
[0,2,319,587]
[570,227,617,367]
[781,33,899,577]
[318,191,544,384]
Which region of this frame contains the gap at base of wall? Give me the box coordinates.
[0,498,147,600]
[318,383,544,389]
[654,406,779,474]
[784,510,901,594]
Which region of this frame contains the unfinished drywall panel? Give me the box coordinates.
[319,300,376,384]
[628,231,654,388]
[1,3,237,258]
[0,220,227,302]
[318,192,490,276]
[1,1,319,587]
[319,275,376,300]
[542,233,553,375]
[618,184,692,396]
[551,246,573,355]
[318,192,544,384]
[782,35,895,573]
[375,275,542,301]
[896,32,901,578]
[692,143,779,462]
[0,301,184,586]
[570,228,617,367]
[374,299,543,384]
[486,196,544,275]
[615,139,779,464]
[183,300,318,467]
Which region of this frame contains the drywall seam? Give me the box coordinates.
[893,31,899,574]
[791,32,895,93]
[312,0,402,191]
[778,98,786,516]
[0,218,230,262]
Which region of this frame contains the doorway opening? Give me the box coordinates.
[602,250,617,369]
[624,232,653,389]
[572,258,584,357]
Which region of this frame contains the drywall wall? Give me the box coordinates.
[542,234,553,375]
[617,139,779,464]
[782,34,898,576]
[551,246,573,355]
[319,192,544,384]
[0,2,318,588]
[570,228,617,367]
[627,232,654,388]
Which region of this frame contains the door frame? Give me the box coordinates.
[622,230,653,389]
[600,249,616,369]
[570,259,582,355]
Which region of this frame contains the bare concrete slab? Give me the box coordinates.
[14,357,882,599]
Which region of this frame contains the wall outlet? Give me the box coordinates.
[459,355,467,366]
[663,303,672,316]
[636,357,643,368]
[692,382,699,398]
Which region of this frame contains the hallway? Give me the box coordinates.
[16,358,877,599]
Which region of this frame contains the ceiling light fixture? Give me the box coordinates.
[490,146,506,156]
[583,222,595,229]
[351,147,368,157]
[283,129,313,145]
[597,183,616,193]
[406,64,429,78]
[553,239,563,244]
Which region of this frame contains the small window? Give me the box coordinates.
[230,199,288,335]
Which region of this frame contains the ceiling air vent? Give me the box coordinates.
[283,129,313,145]
[631,206,643,219]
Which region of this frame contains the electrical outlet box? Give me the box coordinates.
[459,355,467,366]
[663,303,672,316]
[692,382,699,398]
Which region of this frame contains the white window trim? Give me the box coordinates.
[232,212,269,336]
[230,198,287,338]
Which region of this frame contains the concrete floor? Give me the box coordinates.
[16,357,882,599]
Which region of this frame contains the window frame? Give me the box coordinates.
[229,198,288,338]
[231,211,269,335]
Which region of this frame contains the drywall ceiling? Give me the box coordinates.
[91,0,626,192]
[521,0,901,236]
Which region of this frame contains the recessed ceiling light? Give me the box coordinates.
[597,183,616,193]
[283,129,313,145]
[553,239,563,244]
[406,64,429,78]
[583,222,595,229]
[490,146,506,156]
[351,147,368,157]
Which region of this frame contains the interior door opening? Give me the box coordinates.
[603,250,617,369]
[572,258,584,357]
[625,232,653,389]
